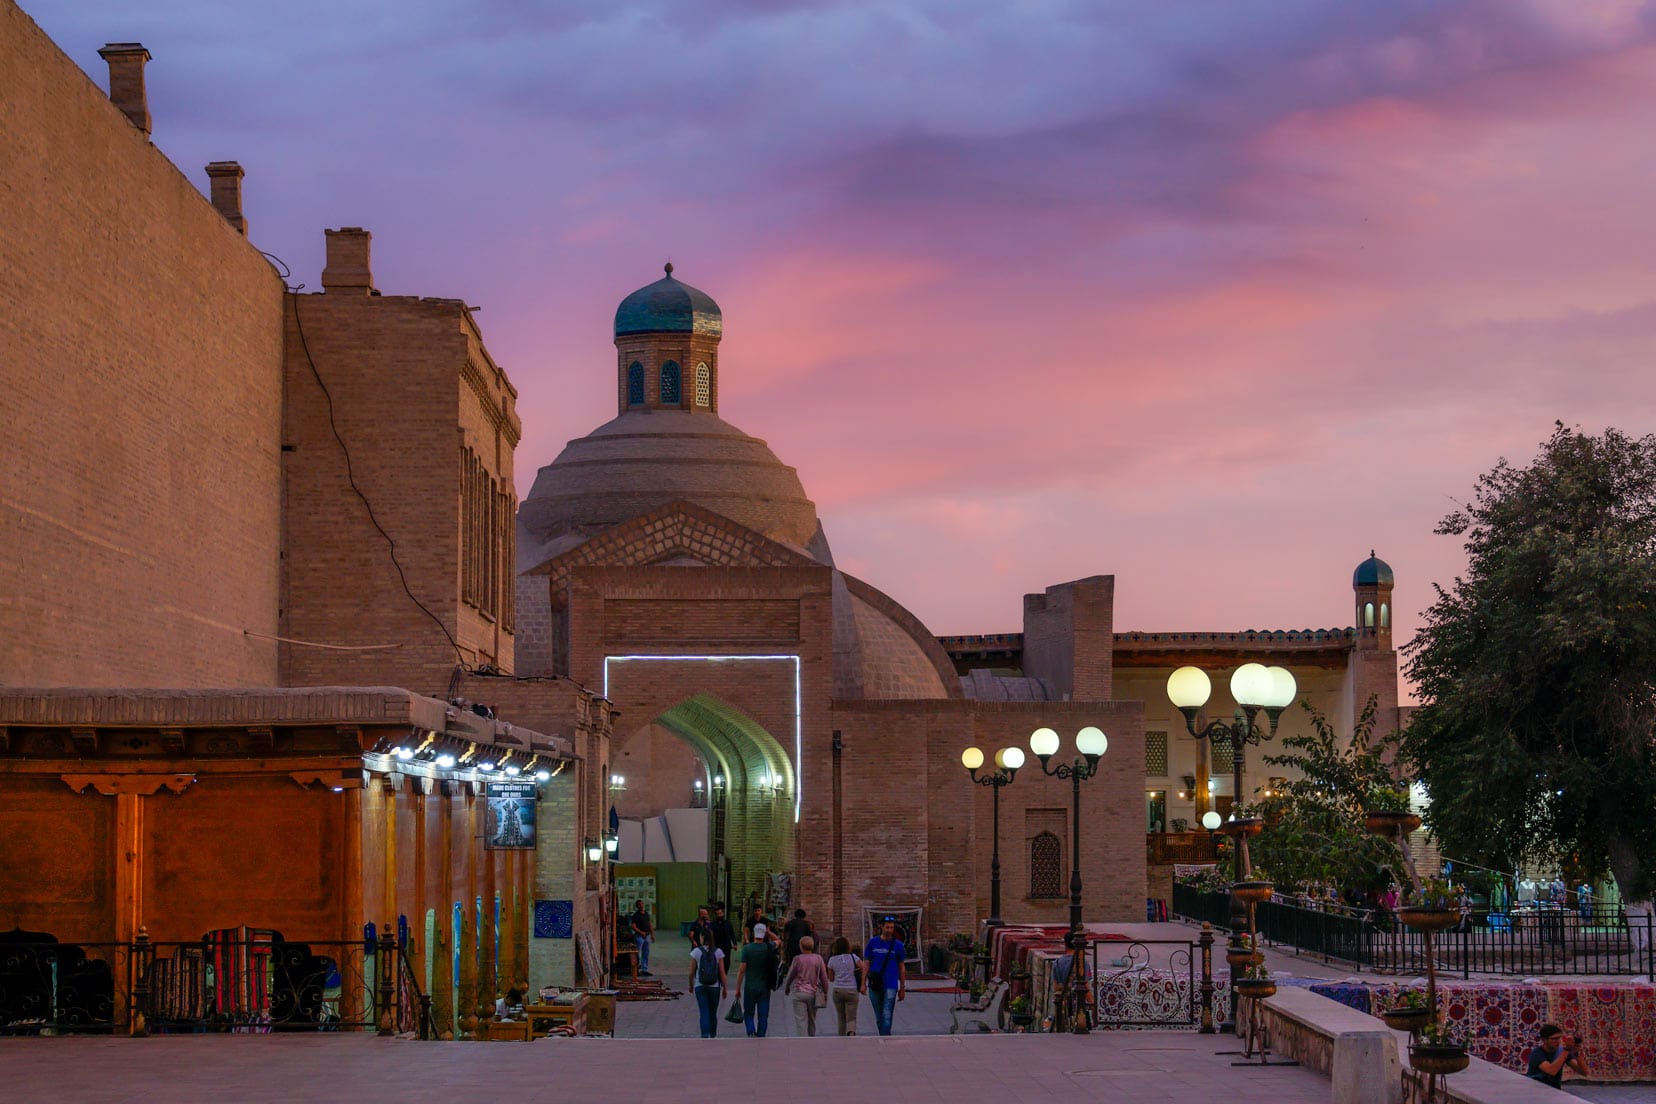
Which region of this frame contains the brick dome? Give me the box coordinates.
[518,410,822,553]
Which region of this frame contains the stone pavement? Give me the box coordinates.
[0,1031,1339,1104]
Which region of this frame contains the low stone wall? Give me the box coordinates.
[1240,988,1400,1104]
[1242,988,1573,1104]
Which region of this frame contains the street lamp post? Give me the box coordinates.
[962,745,1025,928]
[1166,662,1296,1032]
[1029,725,1108,1033]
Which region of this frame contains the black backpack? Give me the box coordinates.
[696,947,720,987]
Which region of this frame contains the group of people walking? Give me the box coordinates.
[684,906,908,1038]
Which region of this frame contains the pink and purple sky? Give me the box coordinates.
[34,1,1656,686]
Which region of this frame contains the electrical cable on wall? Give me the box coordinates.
[286,287,469,671]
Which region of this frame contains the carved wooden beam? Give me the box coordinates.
[247,727,275,752]
[288,770,366,790]
[61,773,195,796]
[0,726,9,752]
[70,727,99,755]
[158,728,186,755]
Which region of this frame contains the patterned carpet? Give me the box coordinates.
[1281,978,1656,1082]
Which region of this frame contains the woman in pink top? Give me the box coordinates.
[782,935,830,1036]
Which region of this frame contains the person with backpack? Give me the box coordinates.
[863,918,907,1036]
[687,929,728,1038]
[734,923,777,1036]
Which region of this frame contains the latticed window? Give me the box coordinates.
[1145,731,1167,776]
[660,361,681,405]
[627,362,644,406]
[1211,733,1233,773]
[694,362,711,407]
[1030,831,1062,898]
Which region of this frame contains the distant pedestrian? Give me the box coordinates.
[688,929,728,1038]
[825,936,865,1035]
[688,905,712,948]
[783,935,829,1036]
[782,908,813,966]
[863,918,907,1036]
[1456,889,1474,933]
[710,903,735,958]
[1577,883,1594,923]
[735,923,776,1036]
[630,901,654,976]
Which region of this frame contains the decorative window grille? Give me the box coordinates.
[1210,733,1233,773]
[694,362,711,406]
[627,362,644,406]
[1030,831,1062,899]
[660,361,681,405]
[1145,731,1168,776]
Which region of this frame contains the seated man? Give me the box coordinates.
[1526,1024,1590,1088]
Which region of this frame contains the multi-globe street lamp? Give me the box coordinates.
[1030,725,1108,1033]
[961,745,1025,928]
[1166,662,1297,1031]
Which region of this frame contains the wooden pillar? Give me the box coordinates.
[113,792,143,1034]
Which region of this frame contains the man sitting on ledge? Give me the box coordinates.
[1526,1024,1590,1088]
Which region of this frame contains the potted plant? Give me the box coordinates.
[1234,964,1276,1000]
[1409,1018,1470,1075]
[1226,933,1264,968]
[1007,963,1030,982]
[1378,987,1433,1034]
[1232,865,1275,905]
[1399,878,1460,932]
[1363,787,1422,836]
[1009,995,1034,1029]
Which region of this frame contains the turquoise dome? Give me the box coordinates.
[1353,552,1394,587]
[614,263,722,338]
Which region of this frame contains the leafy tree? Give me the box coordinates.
[1403,424,1656,905]
[1249,698,1407,893]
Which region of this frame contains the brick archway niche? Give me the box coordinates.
[613,690,796,913]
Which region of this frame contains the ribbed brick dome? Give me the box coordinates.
[518,410,821,553]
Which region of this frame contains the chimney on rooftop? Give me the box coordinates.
[205,162,247,236]
[322,227,374,295]
[97,42,151,136]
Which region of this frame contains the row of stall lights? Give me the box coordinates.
[388,740,554,782]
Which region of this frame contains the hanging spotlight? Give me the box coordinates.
[436,753,457,769]
[394,746,414,761]
[534,769,551,782]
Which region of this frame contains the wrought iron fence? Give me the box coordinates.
[0,941,129,1034]
[1087,936,1219,1029]
[0,934,434,1036]
[1172,885,1656,977]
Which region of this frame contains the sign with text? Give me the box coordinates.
[485,781,537,850]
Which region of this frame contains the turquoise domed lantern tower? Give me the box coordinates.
[613,263,723,415]
[1353,551,1394,651]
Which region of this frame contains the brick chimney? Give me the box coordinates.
[205,162,246,236]
[97,42,151,136]
[322,227,374,295]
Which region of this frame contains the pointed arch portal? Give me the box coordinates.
[603,655,801,822]
[603,656,801,914]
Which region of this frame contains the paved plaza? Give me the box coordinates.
[2,1031,1337,1104]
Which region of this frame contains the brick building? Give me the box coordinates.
[0,0,1405,1031]
[0,4,612,1034]
[515,267,1404,947]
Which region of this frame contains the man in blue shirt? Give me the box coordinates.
[863,918,907,1036]
[1527,1024,1589,1088]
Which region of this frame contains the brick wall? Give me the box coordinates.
[1022,577,1115,701]
[281,285,518,694]
[0,3,285,687]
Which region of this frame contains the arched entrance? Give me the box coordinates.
[611,694,795,921]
